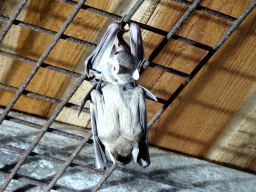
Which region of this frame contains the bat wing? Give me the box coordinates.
[90,92,107,169]
[85,22,120,76]
[129,22,144,67]
[137,89,150,167]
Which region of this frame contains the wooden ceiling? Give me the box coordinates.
[0,0,256,172]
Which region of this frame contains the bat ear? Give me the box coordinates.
[129,22,144,66]
[133,69,139,80]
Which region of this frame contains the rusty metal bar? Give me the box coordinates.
[0,142,104,175]
[0,0,89,190]
[148,0,256,128]
[0,83,90,113]
[0,0,28,42]
[91,164,117,192]
[143,0,201,69]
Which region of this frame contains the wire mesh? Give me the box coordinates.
[0,0,255,191]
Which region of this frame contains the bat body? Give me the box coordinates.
[79,21,157,169]
[90,82,150,169]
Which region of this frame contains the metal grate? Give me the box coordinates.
[0,0,255,191]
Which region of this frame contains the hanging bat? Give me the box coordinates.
[78,21,156,116]
[78,21,157,169]
[90,81,155,169]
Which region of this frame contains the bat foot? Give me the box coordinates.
[138,159,150,168]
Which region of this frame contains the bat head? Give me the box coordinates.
[106,26,141,84]
[107,45,139,84]
[86,21,144,84]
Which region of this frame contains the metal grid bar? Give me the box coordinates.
[0,0,255,191]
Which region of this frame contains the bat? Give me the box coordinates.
[78,21,157,169]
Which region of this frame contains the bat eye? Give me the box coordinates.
[112,62,119,74]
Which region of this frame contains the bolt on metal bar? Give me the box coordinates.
[0,0,87,126]
[0,0,28,42]
[0,0,88,190]
[43,129,93,191]
[148,0,256,128]
[0,142,104,175]
[0,15,97,48]
[143,0,201,69]
[0,83,90,113]
[91,164,117,192]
